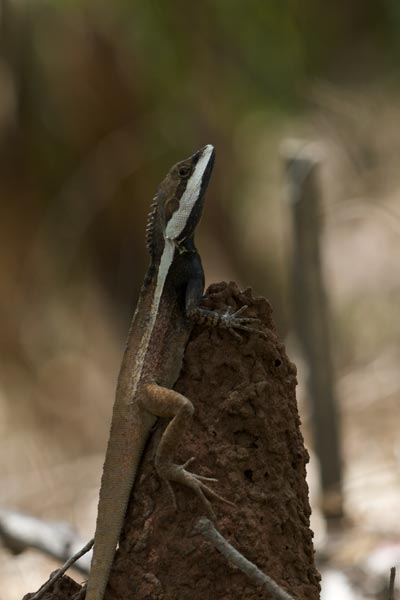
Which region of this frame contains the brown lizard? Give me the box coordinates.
[85,145,262,600]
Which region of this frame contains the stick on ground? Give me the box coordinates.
[29,538,94,600]
[0,508,91,574]
[194,517,295,600]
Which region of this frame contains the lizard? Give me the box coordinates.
[85,144,263,600]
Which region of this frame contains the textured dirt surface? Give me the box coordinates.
[23,281,320,600]
[108,282,320,600]
[22,573,81,600]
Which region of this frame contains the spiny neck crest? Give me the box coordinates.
[145,195,158,252]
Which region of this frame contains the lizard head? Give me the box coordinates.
[146,144,215,257]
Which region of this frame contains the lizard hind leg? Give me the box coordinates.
[140,383,233,519]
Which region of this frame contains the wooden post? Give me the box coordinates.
[282,139,344,524]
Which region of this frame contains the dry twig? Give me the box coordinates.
[29,538,94,600]
[194,516,295,600]
[0,508,91,573]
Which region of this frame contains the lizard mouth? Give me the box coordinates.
[201,144,215,182]
[192,145,215,187]
[193,143,215,163]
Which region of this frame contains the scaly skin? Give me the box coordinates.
[85,145,261,600]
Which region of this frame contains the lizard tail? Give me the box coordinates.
[85,420,149,600]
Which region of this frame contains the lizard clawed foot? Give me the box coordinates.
[159,459,234,519]
[181,457,218,482]
[220,305,267,341]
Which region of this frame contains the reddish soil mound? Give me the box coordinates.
[24,282,320,600]
[109,282,320,600]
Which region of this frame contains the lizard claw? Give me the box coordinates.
[229,304,249,318]
[161,460,234,519]
[220,305,266,340]
[228,328,243,342]
[181,457,217,481]
[181,456,196,469]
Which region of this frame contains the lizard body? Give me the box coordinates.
[85,145,258,600]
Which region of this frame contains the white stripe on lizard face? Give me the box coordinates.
[165,144,214,240]
[126,238,175,405]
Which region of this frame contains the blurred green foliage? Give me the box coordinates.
[1,0,400,326]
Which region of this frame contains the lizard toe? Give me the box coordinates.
[161,463,233,518]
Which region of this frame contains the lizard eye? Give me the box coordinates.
[178,165,191,178]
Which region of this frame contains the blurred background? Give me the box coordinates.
[1,1,400,598]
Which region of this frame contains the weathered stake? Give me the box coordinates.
[282,139,344,524]
[388,566,396,600]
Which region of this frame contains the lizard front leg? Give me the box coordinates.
[184,260,266,341]
[187,304,264,340]
[140,383,231,518]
